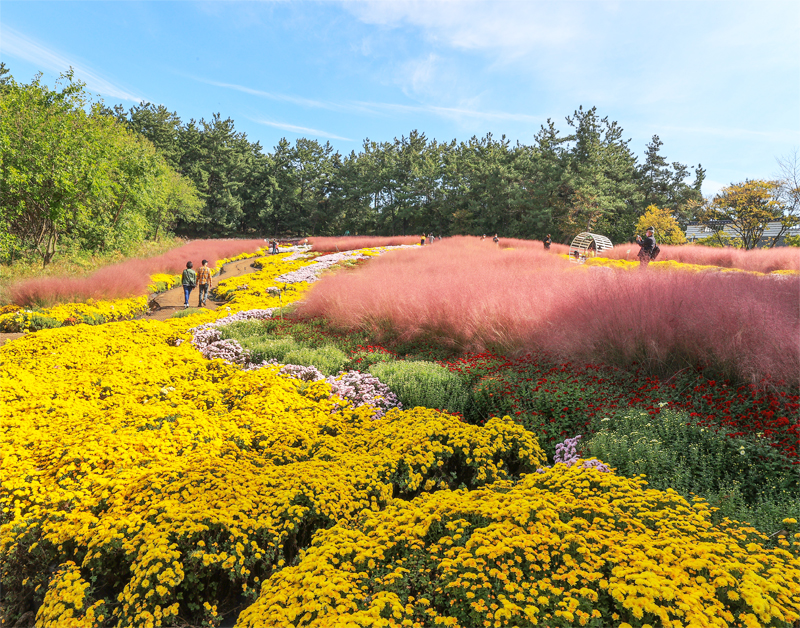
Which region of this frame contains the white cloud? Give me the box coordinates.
[251,118,353,141]
[198,76,542,125]
[344,0,579,56]
[0,26,143,102]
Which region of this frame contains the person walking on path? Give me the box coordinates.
[635,226,656,269]
[181,261,197,308]
[544,234,552,250]
[196,259,212,307]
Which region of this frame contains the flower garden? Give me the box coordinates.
[1,239,799,628]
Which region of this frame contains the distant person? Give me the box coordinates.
[420,234,425,246]
[481,234,486,241]
[181,261,196,309]
[636,226,656,269]
[196,259,212,307]
[492,233,499,245]
[544,234,552,250]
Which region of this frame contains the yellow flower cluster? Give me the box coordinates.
[37,562,107,628]
[580,256,799,276]
[0,295,150,332]
[4,250,799,628]
[0,312,542,626]
[238,465,800,628]
[147,273,181,293]
[214,254,314,311]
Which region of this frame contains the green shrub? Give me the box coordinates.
[170,309,206,319]
[27,314,63,331]
[369,361,470,414]
[218,319,272,341]
[350,348,396,370]
[78,312,107,325]
[585,409,800,536]
[283,345,349,376]
[238,337,301,365]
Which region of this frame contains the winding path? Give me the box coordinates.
[0,257,263,346]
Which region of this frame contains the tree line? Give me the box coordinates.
[8,64,795,266]
[108,100,706,246]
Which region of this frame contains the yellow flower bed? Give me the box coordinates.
[0,314,543,627]
[580,256,799,276]
[3,251,800,628]
[239,465,800,628]
[0,295,150,332]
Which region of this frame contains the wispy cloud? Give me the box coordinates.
[200,76,541,125]
[344,0,579,57]
[0,26,142,102]
[251,118,353,141]
[198,78,336,110]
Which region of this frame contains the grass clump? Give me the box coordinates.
[369,360,470,414]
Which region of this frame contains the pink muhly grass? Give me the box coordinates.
[8,239,267,307]
[499,237,571,255]
[600,243,800,273]
[309,236,422,252]
[299,237,800,385]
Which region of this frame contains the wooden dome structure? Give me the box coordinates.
[568,232,613,264]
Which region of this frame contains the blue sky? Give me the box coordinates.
[1,1,798,197]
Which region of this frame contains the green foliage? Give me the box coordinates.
[585,409,800,536]
[784,234,800,247]
[27,313,63,331]
[0,69,200,266]
[369,361,470,414]
[169,308,206,319]
[283,346,349,376]
[697,180,790,250]
[693,232,745,248]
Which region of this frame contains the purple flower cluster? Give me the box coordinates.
[536,435,611,474]
[325,370,402,420]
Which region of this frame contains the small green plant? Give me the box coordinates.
[170,309,206,319]
[27,313,63,331]
[585,408,800,537]
[369,361,470,414]
[282,345,349,376]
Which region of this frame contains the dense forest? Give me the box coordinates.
[1,65,710,265]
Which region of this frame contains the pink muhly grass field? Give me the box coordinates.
[9,239,267,307]
[498,237,571,255]
[600,243,800,273]
[299,237,800,385]
[309,236,422,252]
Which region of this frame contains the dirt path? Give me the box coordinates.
[0,257,263,346]
[144,257,261,322]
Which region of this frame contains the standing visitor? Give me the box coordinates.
[196,259,212,307]
[492,233,499,245]
[181,261,196,309]
[420,234,425,246]
[544,234,552,250]
[635,227,656,269]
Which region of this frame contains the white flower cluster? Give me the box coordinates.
[275,251,372,284]
[189,309,275,365]
[326,370,402,420]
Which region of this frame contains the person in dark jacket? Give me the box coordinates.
[544,234,552,250]
[181,261,196,308]
[635,227,656,269]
